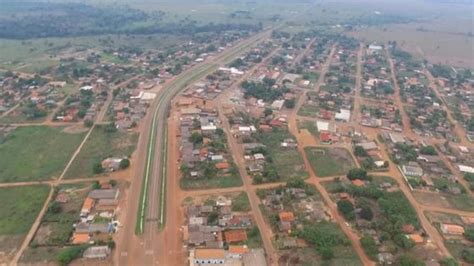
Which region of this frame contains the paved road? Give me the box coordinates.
[116,29,274,266]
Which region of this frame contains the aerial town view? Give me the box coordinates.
[0,0,473,265]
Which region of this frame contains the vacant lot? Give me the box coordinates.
[180,173,243,190]
[0,126,85,182]
[0,185,50,261]
[305,147,356,177]
[297,104,319,117]
[413,191,474,212]
[64,126,138,179]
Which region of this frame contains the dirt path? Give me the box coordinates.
[352,43,364,124]
[385,48,417,140]
[288,44,376,265]
[424,70,472,146]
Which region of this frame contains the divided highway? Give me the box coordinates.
[117,28,274,266]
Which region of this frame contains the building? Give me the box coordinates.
[335,109,351,122]
[83,246,111,259]
[88,189,119,200]
[440,223,465,235]
[81,197,95,216]
[224,230,248,243]
[401,165,423,177]
[389,132,405,144]
[193,249,226,265]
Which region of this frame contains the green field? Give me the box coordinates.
[180,174,243,190]
[0,185,50,255]
[255,128,308,181]
[297,104,319,117]
[65,126,139,179]
[305,147,356,177]
[0,126,85,182]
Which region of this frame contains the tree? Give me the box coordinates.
[92,181,101,189]
[337,200,355,220]
[464,227,474,242]
[84,119,93,127]
[394,233,415,249]
[419,145,437,155]
[93,162,104,174]
[439,257,458,266]
[462,248,474,263]
[354,146,368,157]
[48,201,62,214]
[360,235,378,260]
[189,132,203,145]
[359,205,373,221]
[263,108,273,118]
[347,168,369,181]
[284,98,295,109]
[57,245,88,265]
[398,254,425,266]
[119,158,130,169]
[207,211,219,225]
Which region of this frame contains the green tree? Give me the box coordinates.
[464,227,474,242]
[354,146,368,157]
[347,168,369,181]
[119,158,130,169]
[189,132,203,145]
[360,235,378,259]
[337,200,355,220]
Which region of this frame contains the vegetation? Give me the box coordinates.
[0,2,261,39]
[337,200,355,220]
[231,192,251,212]
[0,126,85,182]
[56,245,89,265]
[65,125,138,178]
[241,78,288,102]
[297,221,352,261]
[360,235,378,260]
[305,147,356,177]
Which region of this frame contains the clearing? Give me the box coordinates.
[305,147,356,177]
[0,126,85,182]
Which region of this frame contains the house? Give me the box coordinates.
[335,109,351,122]
[101,158,123,171]
[215,162,230,170]
[271,100,285,110]
[88,189,119,200]
[407,234,424,244]
[279,211,295,222]
[389,132,405,144]
[320,132,332,144]
[378,252,394,265]
[55,193,70,203]
[227,245,249,259]
[228,215,252,228]
[352,179,365,187]
[72,232,90,244]
[81,197,95,216]
[356,141,378,151]
[401,165,423,177]
[440,223,465,235]
[83,246,111,259]
[224,230,248,243]
[193,249,226,265]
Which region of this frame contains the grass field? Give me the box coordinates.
[256,128,308,180]
[413,191,474,212]
[0,185,50,257]
[297,120,318,136]
[64,126,138,179]
[305,147,356,177]
[297,104,319,118]
[0,126,85,182]
[231,192,251,212]
[180,174,243,190]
